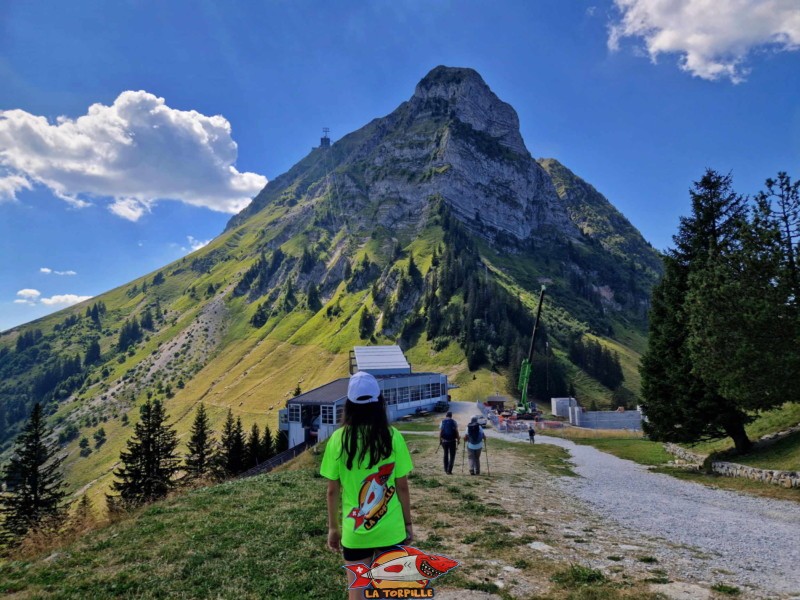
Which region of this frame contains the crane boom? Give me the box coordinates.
[517,286,546,413]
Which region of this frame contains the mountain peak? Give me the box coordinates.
[414,65,487,97]
[412,66,527,156]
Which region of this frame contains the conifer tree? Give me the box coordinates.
[274,430,289,454]
[140,307,154,331]
[408,251,421,281]
[244,423,261,469]
[108,399,179,507]
[260,425,274,461]
[641,171,753,452]
[185,403,214,478]
[358,308,375,339]
[0,404,66,542]
[306,283,321,311]
[218,410,246,476]
[84,338,101,367]
[687,173,800,409]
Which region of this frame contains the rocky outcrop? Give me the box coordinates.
[412,65,528,155]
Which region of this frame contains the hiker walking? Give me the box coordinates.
[464,416,486,475]
[439,411,459,475]
[528,423,536,444]
[321,371,414,600]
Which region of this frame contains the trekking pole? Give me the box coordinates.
[484,438,490,476]
[461,441,465,474]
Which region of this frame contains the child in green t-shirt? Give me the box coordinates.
[321,371,414,598]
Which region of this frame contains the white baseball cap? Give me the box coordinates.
[347,371,381,404]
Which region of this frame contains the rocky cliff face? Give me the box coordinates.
[229,66,579,245]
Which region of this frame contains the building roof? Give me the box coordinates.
[353,345,411,376]
[288,378,349,406]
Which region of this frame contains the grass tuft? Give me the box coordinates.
[551,564,607,587]
[711,583,741,595]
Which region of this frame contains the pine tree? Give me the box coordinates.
[0,404,66,543]
[641,171,753,452]
[358,308,374,339]
[84,338,101,367]
[687,173,800,409]
[108,399,180,508]
[244,423,261,469]
[140,307,154,331]
[758,172,800,300]
[306,283,321,311]
[408,251,421,281]
[185,404,214,478]
[274,430,289,454]
[260,425,274,461]
[218,410,246,476]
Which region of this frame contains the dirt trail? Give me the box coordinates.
[405,401,799,599]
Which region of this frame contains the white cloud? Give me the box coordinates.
[0,174,32,201]
[40,267,77,276]
[15,289,41,305]
[608,0,800,82]
[13,288,90,307]
[17,289,41,300]
[187,235,211,251]
[0,91,267,216]
[40,294,92,306]
[109,197,150,222]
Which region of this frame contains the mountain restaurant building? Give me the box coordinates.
[279,345,450,448]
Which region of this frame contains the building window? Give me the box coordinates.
[385,388,398,406]
[335,404,344,424]
[398,387,410,404]
[289,404,301,422]
[321,405,334,425]
[410,386,421,402]
[440,383,447,397]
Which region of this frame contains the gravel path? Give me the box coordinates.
[488,426,800,598]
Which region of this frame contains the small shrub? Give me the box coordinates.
[637,556,658,564]
[551,564,607,588]
[711,583,741,596]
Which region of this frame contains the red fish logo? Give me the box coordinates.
[344,545,459,591]
[347,463,395,531]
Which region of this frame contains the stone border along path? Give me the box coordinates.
[482,423,800,599]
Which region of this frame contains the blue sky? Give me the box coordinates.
[1,0,799,331]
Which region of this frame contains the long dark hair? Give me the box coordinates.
[339,395,393,470]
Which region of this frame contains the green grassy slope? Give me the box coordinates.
[0,436,668,600]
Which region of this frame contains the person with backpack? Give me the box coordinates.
[439,411,459,475]
[528,423,536,444]
[464,416,485,475]
[321,371,414,599]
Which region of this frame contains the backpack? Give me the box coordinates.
[441,418,457,441]
[467,422,483,445]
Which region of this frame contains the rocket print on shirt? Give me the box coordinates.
[348,462,396,531]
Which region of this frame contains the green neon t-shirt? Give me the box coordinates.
[320,426,413,549]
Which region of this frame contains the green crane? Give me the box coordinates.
[517,285,546,414]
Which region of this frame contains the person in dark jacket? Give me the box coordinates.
[439,411,459,474]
